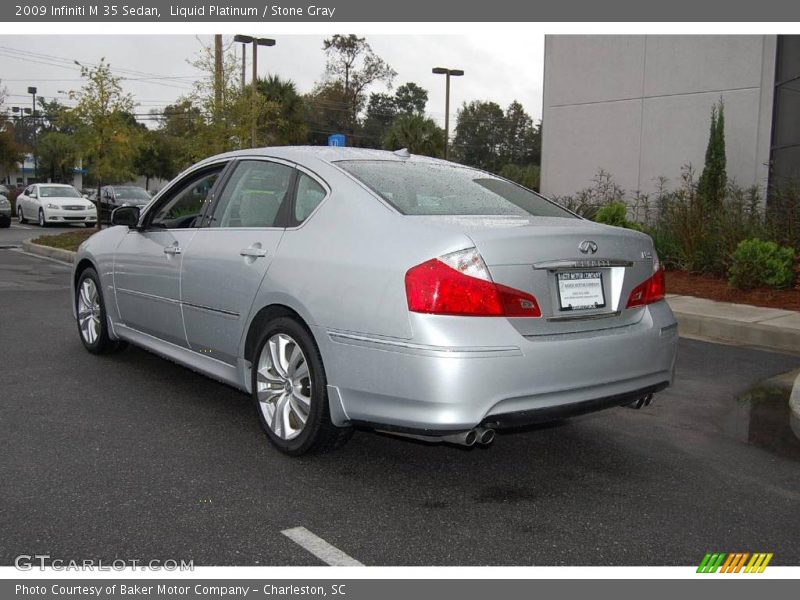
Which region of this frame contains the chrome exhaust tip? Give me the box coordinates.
[475,426,496,445]
[626,393,655,409]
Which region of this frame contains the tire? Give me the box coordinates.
[0,215,9,228]
[75,267,127,355]
[18,206,26,223]
[252,317,352,456]
[38,208,47,227]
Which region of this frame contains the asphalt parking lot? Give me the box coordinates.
[1,247,799,566]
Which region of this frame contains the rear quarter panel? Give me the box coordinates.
[249,160,474,341]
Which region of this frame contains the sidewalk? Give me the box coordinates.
[667,294,800,356]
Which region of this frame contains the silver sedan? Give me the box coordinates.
[71,147,678,455]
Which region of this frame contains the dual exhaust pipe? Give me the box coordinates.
[442,426,495,447]
[382,425,496,447]
[626,393,655,409]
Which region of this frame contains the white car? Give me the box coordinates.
[16,183,97,227]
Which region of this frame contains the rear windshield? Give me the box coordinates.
[335,160,575,218]
[115,187,151,200]
[40,186,81,198]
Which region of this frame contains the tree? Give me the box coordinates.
[36,132,79,183]
[322,34,396,132]
[499,101,539,166]
[451,100,506,172]
[383,114,444,158]
[135,129,180,191]
[0,84,24,180]
[154,101,206,170]
[303,81,352,145]
[362,92,397,146]
[38,98,78,134]
[394,82,428,115]
[697,100,727,209]
[69,58,142,225]
[255,75,308,145]
[0,127,24,180]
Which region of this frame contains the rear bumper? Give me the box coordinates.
[317,301,678,432]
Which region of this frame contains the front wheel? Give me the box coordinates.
[252,317,352,456]
[38,208,47,227]
[18,206,26,223]
[76,267,126,355]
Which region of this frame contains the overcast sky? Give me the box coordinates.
[0,34,544,129]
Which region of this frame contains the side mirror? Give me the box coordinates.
[82,194,89,199]
[111,205,140,228]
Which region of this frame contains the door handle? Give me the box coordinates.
[240,247,268,258]
[163,245,182,255]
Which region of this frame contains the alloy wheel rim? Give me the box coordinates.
[77,279,102,344]
[255,333,312,441]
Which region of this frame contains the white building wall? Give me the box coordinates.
[540,35,777,199]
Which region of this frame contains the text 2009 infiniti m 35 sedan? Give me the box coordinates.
[72,147,678,455]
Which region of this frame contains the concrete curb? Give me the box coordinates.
[668,298,800,356]
[21,239,77,264]
[791,373,800,442]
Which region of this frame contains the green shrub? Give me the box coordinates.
[728,239,796,290]
[594,202,642,231]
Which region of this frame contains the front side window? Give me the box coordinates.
[212,160,293,228]
[294,173,326,223]
[150,168,222,229]
[336,160,575,219]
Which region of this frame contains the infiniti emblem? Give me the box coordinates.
[578,240,598,254]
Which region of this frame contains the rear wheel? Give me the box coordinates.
[252,317,352,456]
[76,267,126,355]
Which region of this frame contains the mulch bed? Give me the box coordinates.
[665,270,800,312]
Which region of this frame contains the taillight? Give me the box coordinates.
[405,248,541,317]
[626,265,665,308]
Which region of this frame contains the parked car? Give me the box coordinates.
[0,184,10,196]
[96,185,151,222]
[0,194,11,228]
[17,183,97,227]
[71,147,678,456]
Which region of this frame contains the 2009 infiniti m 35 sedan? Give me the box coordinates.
[71,147,678,455]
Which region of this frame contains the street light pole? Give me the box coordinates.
[233,34,251,90]
[28,86,37,180]
[432,68,464,161]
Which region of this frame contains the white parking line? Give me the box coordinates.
[10,223,34,230]
[281,526,364,566]
[10,248,73,268]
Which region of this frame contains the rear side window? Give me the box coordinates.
[213,160,293,228]
[336,160,575,218]
[294,173,326,223]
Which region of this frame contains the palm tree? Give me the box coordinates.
[382,114,444,158]
[255,75,308,145]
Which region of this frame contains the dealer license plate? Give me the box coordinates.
[557,271,606,311]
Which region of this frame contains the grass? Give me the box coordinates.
[31,228,97,252]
